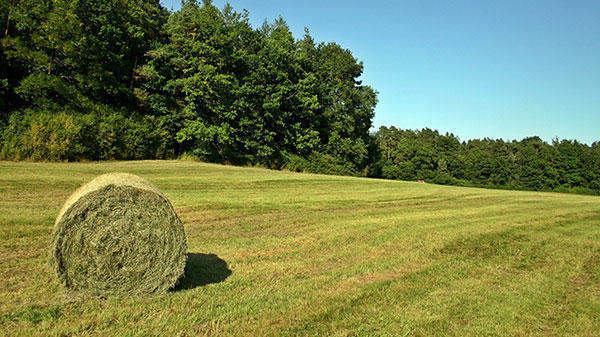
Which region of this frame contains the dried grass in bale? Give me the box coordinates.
[50,173,187,295]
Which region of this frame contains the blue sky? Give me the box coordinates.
[161,0,599,144]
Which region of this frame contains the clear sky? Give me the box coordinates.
[161,0,600,144]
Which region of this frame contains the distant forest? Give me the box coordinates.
[1,0,598,195]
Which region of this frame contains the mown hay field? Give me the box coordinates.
[1,160,599,336]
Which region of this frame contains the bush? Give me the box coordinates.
[0,108,173,161]
[380,161,416,181]
[283,151,358,176]
[0,109,92,160]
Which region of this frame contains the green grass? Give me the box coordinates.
[1,160,599,336]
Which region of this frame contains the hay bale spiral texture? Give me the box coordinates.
[50,173,186,295]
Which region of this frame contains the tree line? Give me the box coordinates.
[374,127,600,195]
[1,0,598,194]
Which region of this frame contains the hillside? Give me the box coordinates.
[1,160,599,336]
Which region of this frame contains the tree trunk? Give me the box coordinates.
[129,55,138,90]
[48,50,54,75]
[4,13,9,37]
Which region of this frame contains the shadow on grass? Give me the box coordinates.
[173,253,232,291]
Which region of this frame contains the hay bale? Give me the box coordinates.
[50,173,187,295]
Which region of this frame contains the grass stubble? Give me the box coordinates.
[0,160,599,336]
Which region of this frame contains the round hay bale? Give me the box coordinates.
[50,173,187,295]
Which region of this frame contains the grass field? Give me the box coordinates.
[1,160,599,336]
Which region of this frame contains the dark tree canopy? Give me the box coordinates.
[0,0,377,172]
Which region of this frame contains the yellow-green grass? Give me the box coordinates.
[1,160,599,336]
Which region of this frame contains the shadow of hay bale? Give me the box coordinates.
[173,253,232,291]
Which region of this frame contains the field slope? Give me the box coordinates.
[1,160,599,336]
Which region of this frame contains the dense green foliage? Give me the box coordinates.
[1,0,173,159]
[1,0,376,174]
[375,126,600,194]
[1,0,598,194]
